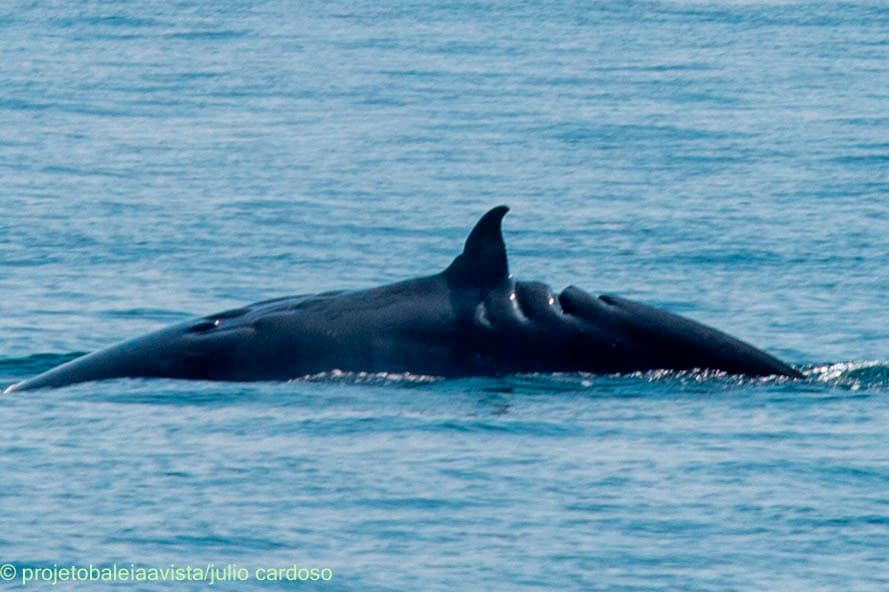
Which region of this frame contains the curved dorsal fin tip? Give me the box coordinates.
[463,205,509,255]
[445,205,510,289]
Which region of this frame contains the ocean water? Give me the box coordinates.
[1,1,888,590]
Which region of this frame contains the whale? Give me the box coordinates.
[4,205,801,392]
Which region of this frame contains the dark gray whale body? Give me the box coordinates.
[5,206,801,392]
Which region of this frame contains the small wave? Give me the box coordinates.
[804,361,889,391]
[621,363,889,393]
[496,364,889,394]
[293,369,444,386]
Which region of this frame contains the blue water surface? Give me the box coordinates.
[1,1,887,590]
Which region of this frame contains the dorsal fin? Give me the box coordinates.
[444,205,510,290]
